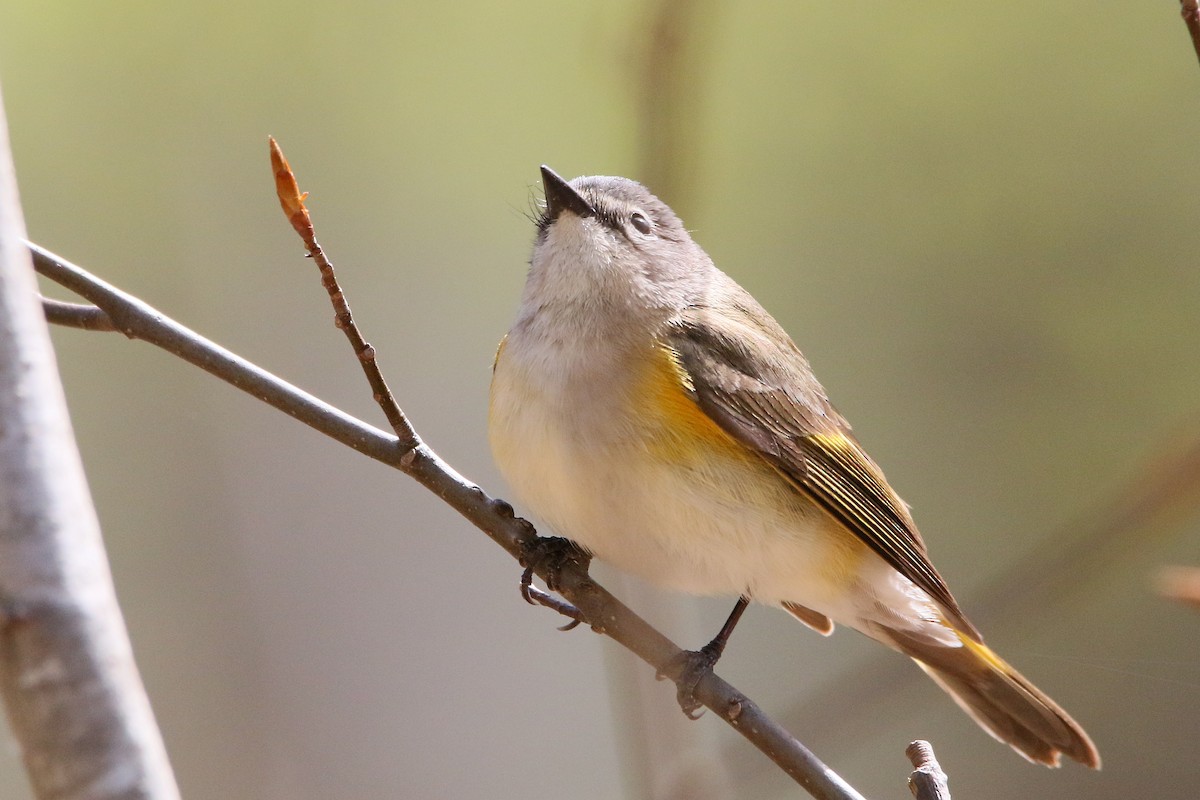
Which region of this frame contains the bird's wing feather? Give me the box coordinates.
[666,301,978,638]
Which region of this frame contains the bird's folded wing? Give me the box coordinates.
[666,305,978,639]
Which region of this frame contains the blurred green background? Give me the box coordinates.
[2,2,1199,798]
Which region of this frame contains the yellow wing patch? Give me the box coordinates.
[635,345,753,463]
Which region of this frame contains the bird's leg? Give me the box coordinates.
[664,595,750,718]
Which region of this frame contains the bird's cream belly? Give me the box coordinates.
[489,341,868,616]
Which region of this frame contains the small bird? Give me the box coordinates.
[489,166,1099,768]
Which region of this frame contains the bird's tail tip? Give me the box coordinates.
[887,627,1100,769]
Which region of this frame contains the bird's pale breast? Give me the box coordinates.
[489,330,869,607]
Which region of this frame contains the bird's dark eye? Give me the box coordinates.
[630,212,653,235]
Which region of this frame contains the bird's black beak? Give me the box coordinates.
[540,165,595,222]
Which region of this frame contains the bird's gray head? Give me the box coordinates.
[524,166,714,318]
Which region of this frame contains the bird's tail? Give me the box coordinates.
[882,625,1100,769]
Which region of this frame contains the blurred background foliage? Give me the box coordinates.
[2,2,1199,798]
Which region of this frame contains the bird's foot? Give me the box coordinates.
[519,537,591,630]
[519,536,591,592]
[659,596,750,718]
[661,640,725,719]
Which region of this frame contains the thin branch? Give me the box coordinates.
[1181,0,1200,65]
[268,137,416,448]
[30,241,867,800]
[31,242,404,464]
[40,296,117,332]
[906,740,951,800]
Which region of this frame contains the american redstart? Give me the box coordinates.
[489,166,1099,768]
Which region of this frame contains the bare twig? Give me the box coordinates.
[268,137,416,448]
[0,90,179,798]
[906,740,951,800]
[31,243,410,465]
[1182,0,1200,65]
[40,296,118,332]
[31,241,866,800]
